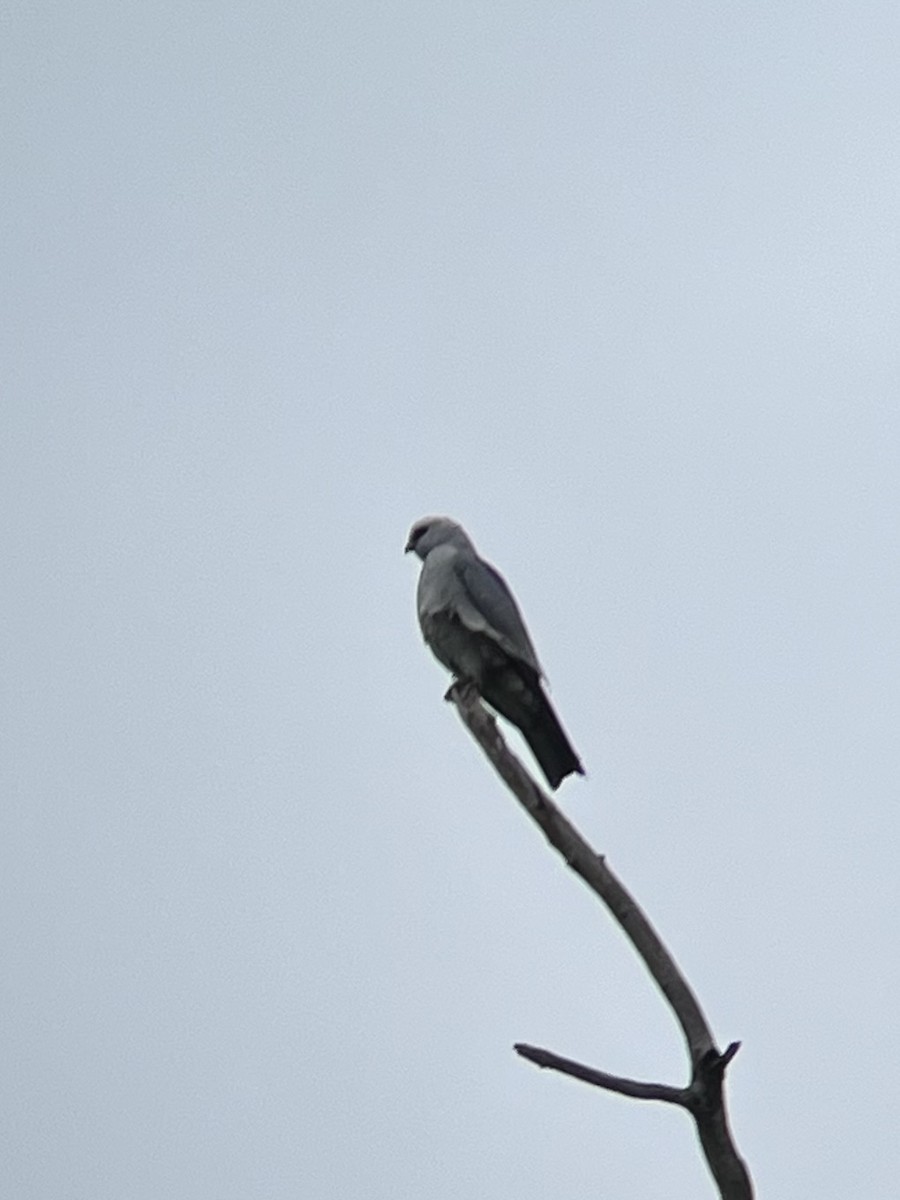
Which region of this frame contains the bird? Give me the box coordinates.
[405,516,584,789]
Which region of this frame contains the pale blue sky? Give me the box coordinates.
[3,4,899,1197]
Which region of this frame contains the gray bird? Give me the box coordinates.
[405,516,584,789]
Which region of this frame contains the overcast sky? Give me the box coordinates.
[3,3,900,1197]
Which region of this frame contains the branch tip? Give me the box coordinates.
[720,1041,741,1069]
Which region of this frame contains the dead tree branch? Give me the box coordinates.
[446,682,753,1200]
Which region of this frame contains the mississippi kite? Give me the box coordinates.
[405,516,584,789]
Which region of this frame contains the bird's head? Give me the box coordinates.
[404,516,471,560]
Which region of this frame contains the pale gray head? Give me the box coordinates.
[404,516,475,560]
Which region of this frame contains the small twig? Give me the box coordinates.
[718,1041,742,1070]
[446,684,753,1200]
[514,1043,689,1106]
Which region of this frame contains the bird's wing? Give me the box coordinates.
[453,554,542,676]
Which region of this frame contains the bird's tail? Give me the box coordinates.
[481,666,584,790]
[521,693,584,790]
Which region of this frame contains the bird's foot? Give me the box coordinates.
[444,678,480,704]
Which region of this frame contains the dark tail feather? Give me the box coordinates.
[521,692,584,790]
[480,665,584,790]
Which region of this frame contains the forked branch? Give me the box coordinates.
[446,683,753,1200]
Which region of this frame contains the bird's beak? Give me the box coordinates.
[404,538,415,554]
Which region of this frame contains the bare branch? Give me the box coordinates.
[446,683,754,1200]
[514,1043,689,1106]
[447,683,714,1058]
